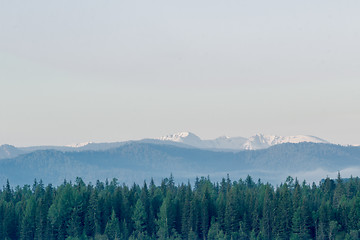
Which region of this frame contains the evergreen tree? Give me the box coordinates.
[105,210,120,240]
[2,174,360,239]
[132,199,147,236]
[0,201,5,239]
[35,197,49,240]
[200,187,211,238]
[3,179,12,202]
[4,201,18,240]
[207,218,220,240]
[180,183,192,239]
[261,184,273,240]
[20,197,36,240]
[157,192,176,239]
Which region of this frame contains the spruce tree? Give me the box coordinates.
[132,199,147,236]
[105,210,120,240]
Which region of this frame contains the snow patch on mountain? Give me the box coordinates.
[65,142,94,148]
[158,132,329,150]
[159,132,200,142]
[157,132,204,148]
[242,134,329,150]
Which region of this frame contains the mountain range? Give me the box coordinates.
[0,132,330,160]
[1,132,359,187]
[157,132,329,150]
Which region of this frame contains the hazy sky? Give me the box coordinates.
[1,0,360,146]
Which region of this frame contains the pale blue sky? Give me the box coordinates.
[1,0,360,146]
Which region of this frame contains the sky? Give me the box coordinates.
[1,0,360,147]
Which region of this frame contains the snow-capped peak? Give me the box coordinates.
[158,132,202,146]
[242,134,329,150]
[158,132,200,142]
[158,132,329,150]
[65,142,94,148]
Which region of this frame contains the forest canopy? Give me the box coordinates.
[0,174,359,240]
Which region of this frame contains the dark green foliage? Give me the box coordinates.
[105,210,120,240]
[132,199,147,235]
[1,174,360,239]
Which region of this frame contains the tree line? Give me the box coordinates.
[0,173,360,240]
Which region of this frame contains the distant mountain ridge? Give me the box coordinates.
[1,142,360,187]
[0,144,25,159]
[65,141,94,148]
[0,132,330,160]
[157,132,329,150]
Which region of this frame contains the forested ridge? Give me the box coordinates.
[1,174,360,240]
[2,142,360,187]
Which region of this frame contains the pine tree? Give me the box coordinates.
[261,184,273,240]
[0,201,5,239]
[157,192,174,239]
[4,202,18,240]
[112,187,123,221]
[189,193,201,238]
[328,220,339,240]
[105,210,120,240]
[20,197,36,240]
[181,183,192,239]
[333,172,345,208]
[200,187,211,239]
[35,197,49,240]
[48,183,75,239]
[225,188,237,235]
[3,179,12,202]
[207,218,220,240]
[216,187,226,232]
[132,199,147,235]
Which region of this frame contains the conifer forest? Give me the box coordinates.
[1,174,360,240]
